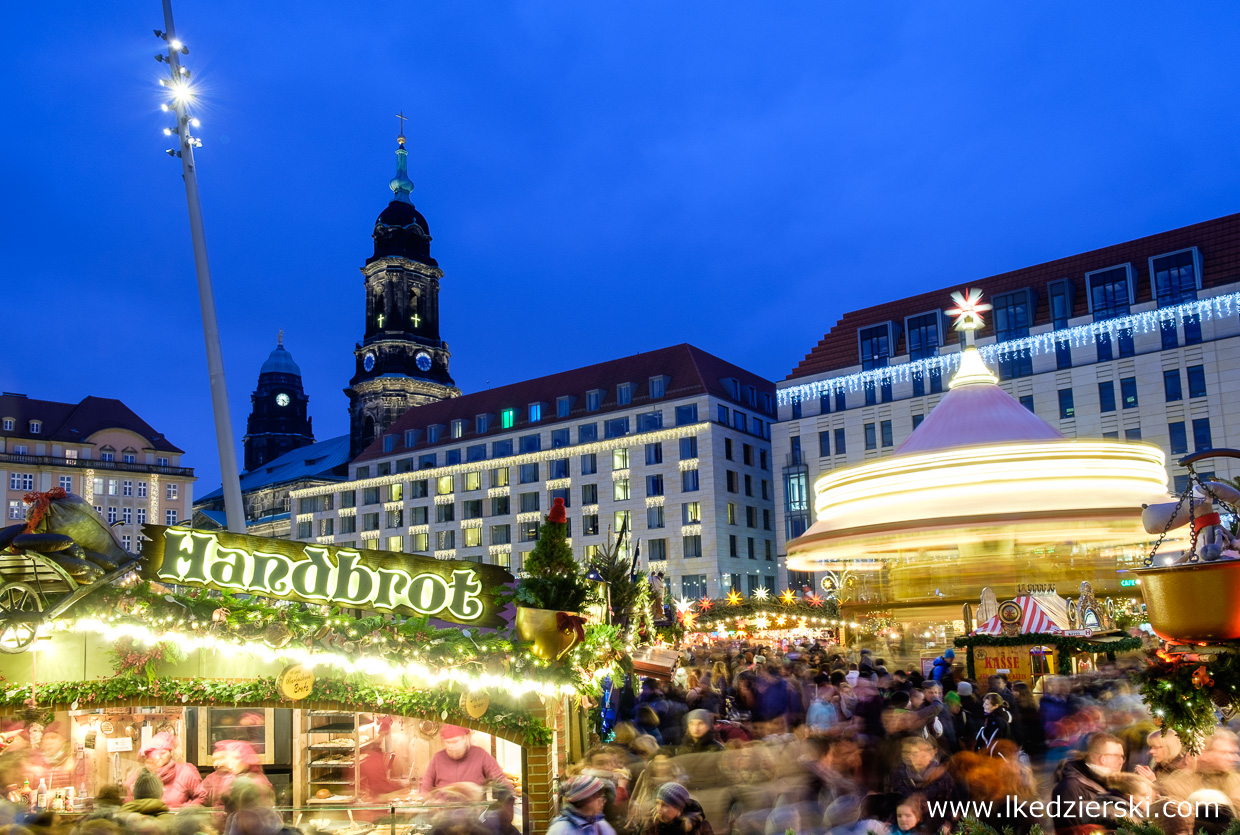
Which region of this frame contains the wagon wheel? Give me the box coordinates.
[0,582,44,653]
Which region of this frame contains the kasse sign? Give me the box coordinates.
[140,525,512,629]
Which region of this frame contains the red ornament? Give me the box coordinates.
[547,497,567,525]
[806,593,824,607]
[698,597,714,612]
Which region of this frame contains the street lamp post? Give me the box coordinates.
[156,1,245,533]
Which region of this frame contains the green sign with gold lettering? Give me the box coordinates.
[140,525,511,629]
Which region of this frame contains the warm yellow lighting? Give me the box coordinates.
[949,347,997,388]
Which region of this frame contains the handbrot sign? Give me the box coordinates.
[141,525,511,628]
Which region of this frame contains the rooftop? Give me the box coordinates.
[0,393,184,453]
[196,434,350,502]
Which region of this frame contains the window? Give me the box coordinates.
[646,474,663,497]
[437,475,454,495]
[1099,381,1116,413]
[474,415,490,436]
[912,413,924,429]
[464,499,483,520]
[1164,370,1183,402]
[9,473,33,491]
[362,485,380,505]
[436,503,454,523]
[612,448,629,469]
[549,458,569,479]
[438,530,456,550]
[763,509,772,530]
[683,536,702,559]
[765,540,774,561]
[1058,389,1075,419]
[491,467,510,489]
[583,514,599,536]
[320,518,334,537]
[1049,279,1075,370]
[59,475,72,493]
[491,525,511,545]
[789,436,802,466]
[614,478,630,501]
[28,421,40,434]
[1169,421,1188,455]
[410,532,428,552]
[1,419,11,431]
[122,480,133,497]
[519,492,540,513]
[835,389,847,411]
[466,444,486,464]
[581,453,597,475]
[743,444,754,466]
[681,470,699,492]
[907,311,943,394]
[864,423,877,450]
[637,411,663,433]
[297,520,312,539]
[682,502,701,524]
[519,463,539,483]
[679,437,697,460]
[1188,365,1207,399]
[817,431,830,457]
[419,453,437,469]
[727,503,737,525]
[11,444,27,455]
[463,527,482,548]
[616,383,633,406]
[426,425,443,445]
[614,510,631,534]
[122,453,136,464]
[992,289,1034,378]
[551,428,570,448]
[492,495,510,516]
[580,483,597,505]
[1087,265,1134,359]
[122,507,132,525]
[528,403,542,423]
[500,408,515,429]
[1121,377,1138,409]
[100,451,114,463]
[556,396,572,418]
[1193,418,1213,452]
[383,435,396,453]
[339,515,355,534]
[166,483,179,500]
[681,574,707,597]
[646,539,666,561]
[791,401,802,419]
[880,420,893,448]
[859,324,892,370]
[519,434,541,454]
[107,506,117,524]
[729,535,738,557]
[834,428,846,455]
[605,417,629,438]
[165,509,178,525]
[586,390,602,412]
[492,439,513,458]
[386,509,403,528]
[107,480,118,495]
[647,504,665,529]
[408,480,428,499]
[747,537,755,559]
[744,474,753,496]
[645,443,663,465]
[746,506,757,528]
[726,470,738,493]
[410,506,429,526]
[648,376,667,399]
[1152,250,1201,344]
[676,404,698,426]
[578,423,598,444]
[1126,428,1142,441]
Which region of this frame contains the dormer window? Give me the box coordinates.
[28,421,41,434]
[617,384,633,406]
[586,390,603,412]
[2,418,13,431]
[743,385,756,407]
[404,429,419,448]
[529,403,542,423]
[762,393,774,414]
[427,424,443,444]
[476,414,492,434]
[649,376,668,399]
[720,377,740,400]
[500,408,516,429]
[556,396,573,418]
[450,419,464,439]
[383,435,396,452]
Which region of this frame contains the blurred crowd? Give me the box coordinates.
[555,640,1240,835]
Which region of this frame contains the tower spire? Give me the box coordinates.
[389,112,414,203]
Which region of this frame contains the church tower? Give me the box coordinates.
[346,129,460,457]
[244,333,315,471]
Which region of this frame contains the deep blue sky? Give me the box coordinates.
[3,3,1239,493]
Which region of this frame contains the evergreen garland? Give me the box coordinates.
[954,633,1142,676]
[516,498,590,612]
[1134,647,1240,753]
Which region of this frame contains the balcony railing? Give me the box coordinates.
[0,452,194,478]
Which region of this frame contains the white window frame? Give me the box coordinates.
[1148,247,1203,302]
[137,482,148,499]
[856,321,897,367]
[1084,264,1136,314]
[903,310,947,359]
[586,390,603,412]
[28,421,40,434]
[450,419,464,439]
[617,384,633,406]
[648,377,668,400]
[137,507,147,525]
[58,476,72,493]
[528,403,542,423]
[165,509,178,525]
[1,418,12,431]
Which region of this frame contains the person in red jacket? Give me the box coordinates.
[201,740,272,807]
[128,731,206,807]
[419,726,511,795]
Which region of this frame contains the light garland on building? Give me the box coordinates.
[545,478,571,490]
[779,292,1240,405]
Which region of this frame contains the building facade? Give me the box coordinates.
[243,335,315,472]
[346,133,460,457]
[291,345,779,600]
[0,394,193,552]
[774,212,1240,592]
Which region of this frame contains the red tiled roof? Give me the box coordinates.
[788,212,1240,380]
[355,344,775,463]
[0,394,184,453]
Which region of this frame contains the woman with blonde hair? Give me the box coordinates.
[1137,728,1192,780]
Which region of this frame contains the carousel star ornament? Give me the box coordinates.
[780,589,797,605]
[754,614,770,630]
[726,590,743,605]
[752,587,769,601]
[698,597,714,612]
[674,597,694,615]
[946,288,993,340]
[806,593,825,607]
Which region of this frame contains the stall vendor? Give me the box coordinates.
[128,732,206,807]
[201,740,271,807]
[359,747,407,801]
[419,726,511,794]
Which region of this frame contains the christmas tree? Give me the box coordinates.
[516,497,590,612]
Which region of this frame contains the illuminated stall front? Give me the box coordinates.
[786,290,1182,642]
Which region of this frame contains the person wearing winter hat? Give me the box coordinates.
[642,782,714,835]
[548,775,616,835]
[120,768,172,819]
[676,710,723,755]
[126,731,205,807]
[930,648,955,685]
[201,740,272,807]
[420,725,512,795]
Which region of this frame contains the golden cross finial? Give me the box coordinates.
[396,111,408,145]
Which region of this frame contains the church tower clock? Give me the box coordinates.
[244,333,315,471]
[346,128,460,457]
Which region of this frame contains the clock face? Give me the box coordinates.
[363,353,376,372]
[415,351,432,372]
[275,393,290,407]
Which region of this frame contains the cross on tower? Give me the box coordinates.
[410,312,422,328]
[376,313,386,328]
[396,111,408,145]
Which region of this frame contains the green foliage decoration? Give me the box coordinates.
[516,498,590,612]
[1134,647,1240,754]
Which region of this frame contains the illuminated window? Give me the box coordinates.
[682,502,701,524]
[437,475,454,495]
[1058,389,1075,419]
[500,408,515,429]
[613,448,629,469]
[529,403,541,423]
[1121,377,1138,409]
[491,467,509,487]
[463,527,481,548]
[451,419,464,439]
[465,471,482,491]
[410,533,429,552]
[614,479,630,502]
[388,536,404,552]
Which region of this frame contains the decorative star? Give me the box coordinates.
[946,288,992,333]
[806,593,824,607]
[679,610,697,629]
[752,587,769,601]
[754,614,770,630]
[775,615,787,626]
[727,590,743,606]
[780,589,797,605]
[734,630,747,639]
[698,597,714,612]
[675,597,694,614]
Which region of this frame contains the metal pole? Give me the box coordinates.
[160,0,245,533]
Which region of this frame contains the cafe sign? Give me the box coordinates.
[141,525,511,628]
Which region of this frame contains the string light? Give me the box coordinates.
[781,292,1240,405]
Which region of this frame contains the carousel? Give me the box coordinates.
[786,289,1182,638]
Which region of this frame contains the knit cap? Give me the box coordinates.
[562,775,606,804]
[685,709,713,727]
[656,782,690,810]
[956,682,973,696]
[944,691,961,707]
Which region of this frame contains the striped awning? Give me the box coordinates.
[974,595,1069,636]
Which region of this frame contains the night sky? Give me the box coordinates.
[3,3,1239,493]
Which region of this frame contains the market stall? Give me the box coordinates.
[0,494,627,833]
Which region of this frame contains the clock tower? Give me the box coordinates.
[346,130,460,457]
[244,333,315,471]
